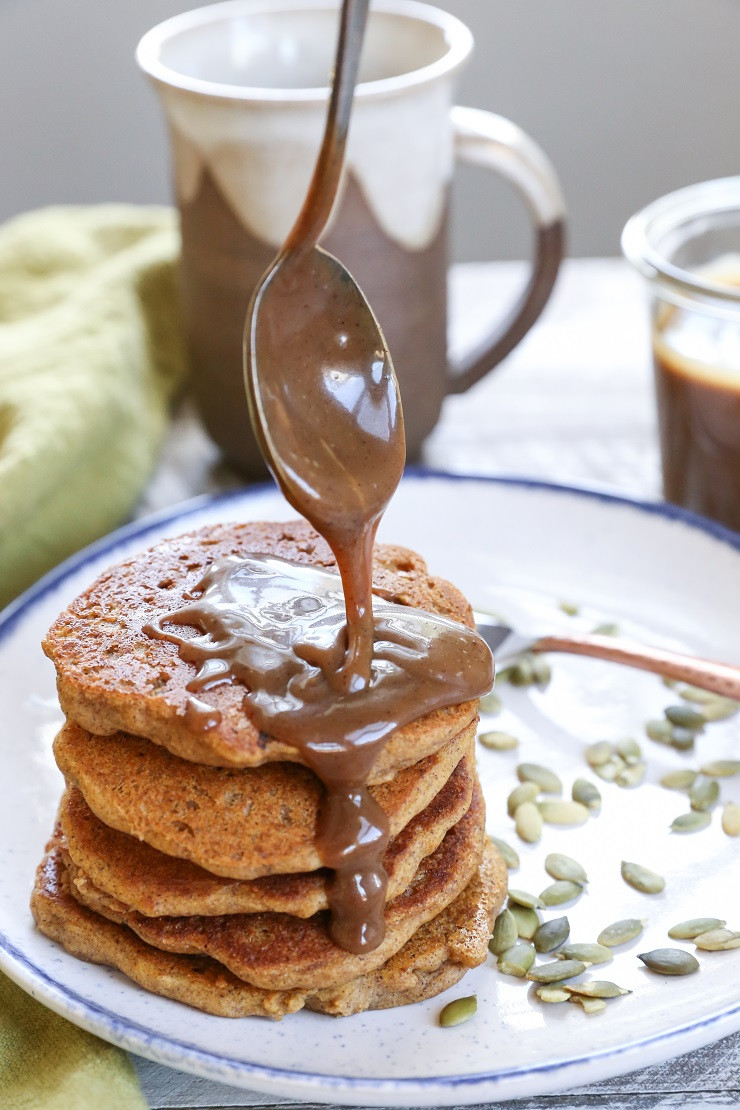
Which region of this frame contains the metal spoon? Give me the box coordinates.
[244,0,405,691]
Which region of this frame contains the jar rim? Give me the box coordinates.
[622,176,740,309]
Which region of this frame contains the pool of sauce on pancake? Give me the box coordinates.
[145,38,493,955]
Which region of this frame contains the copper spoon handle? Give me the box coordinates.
[532,633,740,699]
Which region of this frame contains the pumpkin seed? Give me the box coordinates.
[616,762,647,788]
[479,729,519,751]
[701,760,740,778]
[585,740,613,768]
[677,683,721,704]
[668,918,726,940]
[509,657,535,686]
[592,622,620,637]
[621,860,665,894]
[598,918,646,947]
[559,600,579,616]
[508,889,546,910]
[662,676,679,689]
[594,758,626,782]
[670,726,696,751]
[498,941,536,977]
[545,852,588,885]
[689,777,720,812]
[510,904,540,940]
[645,719,674,745]
[533,916,570,953]
[660,769,699,791]
[671,811,711,833]
[722,802,740,837]
[517,763,563,795]
[571,996,607,1014]
[535,986,570,1003]
[489,909,519,955]
[665,704,705,731]
[527,959,587,984]
[538,800,590,826]
[557,943,612,965]
[564,980,630,998]
[694,929,740,951]
[572,778,601,810]
[507,781,540,817]
[489,835,520,870]
[638,948,699,975]
[540,880,584,906]
[515,801,543,844]
[616,737,642,764]
[439,995,477,1026]
[479,691,503,716]
[700,698,739,722]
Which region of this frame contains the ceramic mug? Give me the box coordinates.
[138,0,566,475]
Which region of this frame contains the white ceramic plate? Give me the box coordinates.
[1,473,739,1106]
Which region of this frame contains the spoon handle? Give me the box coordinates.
[282,0,370,255]
[533,633,740,699]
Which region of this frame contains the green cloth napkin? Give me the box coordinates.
[0,973,147,1109]
[0,204,185,609]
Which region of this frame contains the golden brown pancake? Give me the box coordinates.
[32,839,506,1018]
[55,719,474,881]
[42,521,478,779]
[66,784,486,991]
[60,750,474,918]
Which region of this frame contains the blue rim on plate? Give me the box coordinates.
[2,470,739,1101]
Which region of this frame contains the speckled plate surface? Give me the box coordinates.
[1,473,739,1106]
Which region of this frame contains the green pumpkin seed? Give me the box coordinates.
[439,995,477,1026]
[694,929,740,951]
[517,763,563,795]
[559,600,579,616]
[535,985,570,1003]
[646,718,674,745]
[498,941,536,977]
[722,802,740,837]
[538,800,590,826]
[594,758,625,783]
[616,737,642,764]
[572,778,601,810]
[689,777,720,812]
[597,918,646,947]
[545,852,588,885]
[662,676,679,689]
[670,726,696,751]
[530,656,552,685]
[557,943,612,965]
[671,811,712,833]
[515,801,543,844]
[571,996,607,1014]
[592,622,620,637]
[479,691,503,716]
[677,683,721,704]
[701,760,740,778]
[527,959,587,984]
[507,781,540,817]
[509,657,535,687]
[665,704,705,730]
[479,729,519,751]
[510,903,540,940]
[564,980,630,998]
[668,918,726,940]
[660,769,699,791]
[616,762,647,788]
[585,741,613,768]
[533,916,570,953]
[508,888,546,910]
[621,860,665,894]
[700,698,740,722]
[489,909,519,955]
[638,948,699,975]
[489,835,520,870]
[540,880,584,906]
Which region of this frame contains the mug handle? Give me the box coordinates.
[447,106,566,394]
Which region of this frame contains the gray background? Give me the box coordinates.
[1,0,739,260]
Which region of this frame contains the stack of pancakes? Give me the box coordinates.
[32,521,506,1018]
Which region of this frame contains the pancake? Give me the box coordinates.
[54,719,474,881]
[42,521,478,780]
[60,750,475,918]
[66,784,486,991]
[32,838,507,1019]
